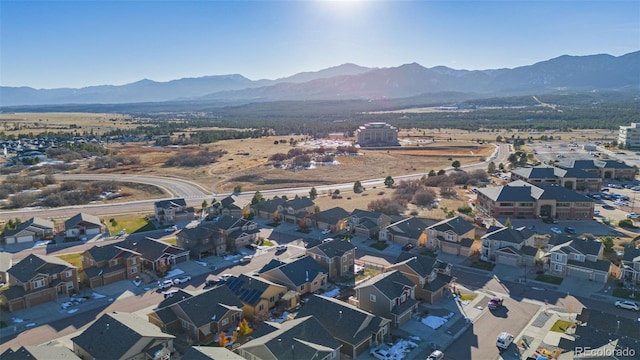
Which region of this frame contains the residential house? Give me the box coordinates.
[223,274,288,320]
[0,252,12,286]
[621,247,640,285]
[237,316,341,360]
[387,252,452,304]
[544,235,610,283]
[557,159,636,180]
[351,270,418,328]
[176,222,226,259]
[348,209,393,239]
[296,295,391,358]
[252,197,286,221]
[511,165,601,192]
[154,198,193,226]
[80,243,142,288]
[64,213,105,239]
[281,197,316,225]
[258,256,328,295]
[72,312,175,360]
[0,345,80,360]
[305,239,356,279]
[427,216,476,256]
[181,346,245,360]
[379,217,436,247]
[148,285,244,344]
[1,254,78,312]
[2,217,55,245]
[311,206,350,233]
[476,180,595,220]
[118,237,189,273]
[216,195,252,218]
[480,226,539,266]
[214,215,260,252]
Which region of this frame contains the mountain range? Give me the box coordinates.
[1,51,638,107]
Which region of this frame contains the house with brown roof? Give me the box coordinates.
[1,254,78,312]
[118,237,189,273]
[72,312,174,360]
[296,294,391,358]
[237,316,341,360]
[223,274,288,320]
[148,285,244,344]
[257,256,328,295]
[64,213,105,239]
[154,198,193,226]
[2,217,55,245]
[379,216,437,247]
[427,216,476,256]
[306,239,356,279]
[80,243,142,288]
[351,270,418,328]
[387,252,452,304]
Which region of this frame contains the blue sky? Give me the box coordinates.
[1,0,639,89]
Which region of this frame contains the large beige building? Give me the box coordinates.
[619,123,640,149]
[356,122,398,147]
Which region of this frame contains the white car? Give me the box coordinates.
[496,332,514,350]
[369,348,392,360]
[627,213,640,219]
[615,300,639,311]
[158,279,174,290]
[164,225,178,233]
[427,350,445,360]
[321,229,331,234]
[172,275,191,284]
[218,273,233,282]
[550,227,562,234]
[276,244,287,251]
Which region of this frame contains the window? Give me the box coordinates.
[554,264,563,272]
[130,267,137,274]
[67,281,74,290]
[52,274,57,280]
[447,234,454,241]
[270,296,275,303]
[222,318,229,326]
[258,304,264,311]
[131,258,136,265]
[65,270,73,278]
[300,285,305,291]
[499,202,514,207]
[370,294,376,302]
[33,278,45,289]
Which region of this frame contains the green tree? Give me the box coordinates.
[498,163,505,171]
[496,135,503,142]
[233,185,242,194]
[437,169,446,175]
[504,217,512,227]
[487,161,496,174]
[353,180,364,193]
[309,187,318,198]
[201,200,208,210]
[251,191,264,205]
[452,160,461,169]
[384,176,395,188]
[601,237,614,253]
[428,169,437,177]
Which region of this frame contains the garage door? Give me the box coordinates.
[86,228,101,235]
[497,254,519,267]
[593,272,607,283]
[16,235,34,243]
[5,236,16,244]
[567,266,591,280]
[441,243,459,255]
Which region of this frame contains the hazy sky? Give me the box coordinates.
[1,0,639,89]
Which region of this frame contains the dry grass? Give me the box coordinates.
[0,112,136,135]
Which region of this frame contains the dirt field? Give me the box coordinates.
[0,112,135,135]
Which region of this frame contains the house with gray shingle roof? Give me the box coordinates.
[257,255,328,295]
[306,239,356,279]
[181,346,245,360]
[311,206,350,233]
[543,235,610,283]
[621,247,640,285]
[1,345,80,360]
[476,180,595,220]
[252,197,287,221]
[148,285,244,344]
[557,159,636,180]
[176,221,226,259]
[223,274,287,320]
[80,243,142,288]
[72,311,174,360]
[118,237,189,274]
[0,252,13,286]
[64,213,105,239]
[348,209,393,239]
[352,270,418,328]
[2,253,78,312]
[388,252,452,304]
[296,294,390,358]
[2,217,55,245]
[214,215,260,252]
[379,216,437,247]
[237,316,341,360]
[282,197,316,225]
[427,216,476,256]
[480,225,539,266]
[511,164,601,192]
[154,198,193,226]
[216,195,252,218]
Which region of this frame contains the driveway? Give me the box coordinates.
[444,297,540,360]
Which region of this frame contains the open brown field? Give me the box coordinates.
[100,137,495,193]
[0,112,135,135]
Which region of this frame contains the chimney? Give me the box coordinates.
[339,310,342,319]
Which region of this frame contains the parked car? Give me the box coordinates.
[369,348,392,360]
[276,244,287,251]
[427,350,445,360]
[627,213,640,219]
[173,275,191,284]
[158,279,174,290]
[496,332,514,350]
[594,209,600,216]
[488,297,503,310]
[543,218,558,224]
[615,300,639,311]
[205,279,219,287]
[239,255,253,264]
[602,204,615,210]
[218,273,233,282]
[402,243,415,251]
[550,227,562,234]
[164,225,178,233]
[564,227,576,234]
[321,229,331,234]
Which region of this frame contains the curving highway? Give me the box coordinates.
[0,144,511,222]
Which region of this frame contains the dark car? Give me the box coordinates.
[402,243,415,251]
[543,218,558,224]
[602,204,615,210]
[205,279,219,288]
[564,227,576,234]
